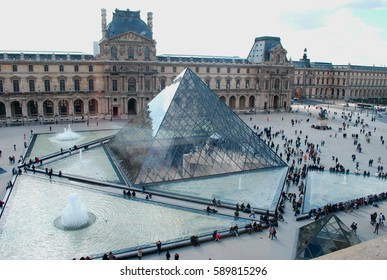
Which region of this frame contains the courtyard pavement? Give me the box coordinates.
[0,100,386,260]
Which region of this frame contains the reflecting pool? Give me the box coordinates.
[28,129,118,159]
[148,167,288,211]
[303,171,387,213]
[42,146,121,183]
[0,176,245,260]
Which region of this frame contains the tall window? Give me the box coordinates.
[237,68,240,74]
[59,65,64,72]
[173,67,176,73]
[206,67,210,73]
[205,79,210,87]
[144,47,150,60]
[128,77,136,92]
[44,65,49,72]
[88,65,93,72]
[13,80,20,92]
[275,54,280,64]
[245,80,250,89]
[112,79,118,91]
[226,79,231,89]
[227,68,231,74]
[12,65,18,72]
[217,67,220,73]
[59,79,66,91]
[88,78,94,91]
[160,79,166,90]
[74,79,80,91]
[29,79,35,92]
[128,47,134,59]
[44,79,50,92]
[216,79,220,89]
[111,46,117,60]
[0,80,3,93]
[265,79,269,90]
[74,65,79,72]
[28,65,34,72]
[236,80,240,89]
[274,78,280,90]
[195,67,199,73]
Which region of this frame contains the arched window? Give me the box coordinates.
[265,79,269,90]
[128,47,134,59]
[27,100,38,117]
[144,47,150,60]
[239,96,246,110]
[73,99,84,115]
[43,100,54,116]
[229,96,236,109]
[0,101,6,118]
[111,46,117,60]
[88,99,98,115]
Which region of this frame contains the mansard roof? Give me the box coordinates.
[106,9,152,40]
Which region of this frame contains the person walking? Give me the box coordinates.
[374,222,380,234]
[272,227,277,240]
[268,225,275,240]
[249,207,256,218]
[379,213,384,226]
[350,222,357,234]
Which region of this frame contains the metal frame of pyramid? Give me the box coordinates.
[107,67,287,187]
[296,214,361,259]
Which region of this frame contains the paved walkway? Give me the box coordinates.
[1,100,386,260]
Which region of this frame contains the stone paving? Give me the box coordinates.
[1,100,386,260]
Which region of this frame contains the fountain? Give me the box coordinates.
[54,193,96,231]
[342,175,347,185]
[54,124,81,141]
[1,176,246,259]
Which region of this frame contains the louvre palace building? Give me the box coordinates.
[0,8,386,126]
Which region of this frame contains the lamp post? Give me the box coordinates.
[110,93,113,121]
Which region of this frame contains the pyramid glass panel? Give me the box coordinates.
[108,68,286,186]
[296,214,361,259]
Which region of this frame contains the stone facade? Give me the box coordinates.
[0,8,386,126]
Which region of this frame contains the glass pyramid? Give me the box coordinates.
[108,67,286,186]
[296,214,361,259]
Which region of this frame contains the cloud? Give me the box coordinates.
[282,10,330,30]
[344,0,387,9]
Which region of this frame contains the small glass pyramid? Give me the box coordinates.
[296,214,361,259]
[108,67,287,186]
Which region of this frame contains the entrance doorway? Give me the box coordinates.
[273,96,279,109]
[113,107,119,117]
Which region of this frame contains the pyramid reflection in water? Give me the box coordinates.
[108,68,286,187]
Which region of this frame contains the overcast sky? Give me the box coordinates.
[1,0,387,66]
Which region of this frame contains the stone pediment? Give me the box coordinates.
[109,31,153,44]
[268,44,290,66]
